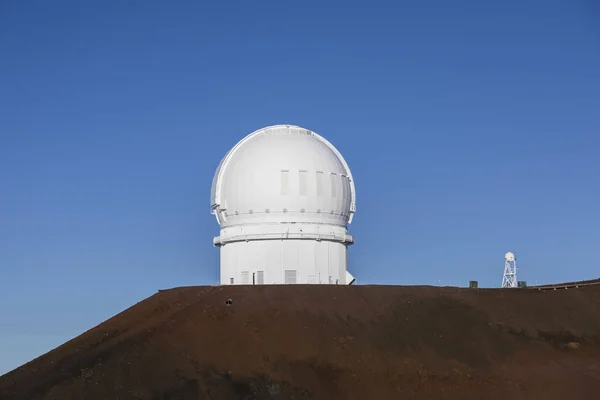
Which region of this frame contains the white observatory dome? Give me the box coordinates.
[211,125,356,286]
[211,125,356,227]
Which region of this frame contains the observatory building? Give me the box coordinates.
[211,125,356,285]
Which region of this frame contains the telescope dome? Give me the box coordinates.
[211,125,356,228]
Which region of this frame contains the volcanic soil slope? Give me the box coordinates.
[2,284,600,400]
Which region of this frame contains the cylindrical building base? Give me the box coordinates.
[219,239,349,285]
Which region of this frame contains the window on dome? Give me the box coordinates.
[281,170,289,195]
[299,170,307,195]
[316,171,324,196]
[330,173,337,198]
[341,174,349,202]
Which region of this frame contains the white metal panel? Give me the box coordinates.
[298,240,315,284]
[338,244,346,284]
[328,241,339,284]
[220,245,230,284]
[266,241,282,284]
[256,270,264,284]
[235,243,244,283]
[282,240,298,276]
[254,240,267,282]
[315,240,329,284]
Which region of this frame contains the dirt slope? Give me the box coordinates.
[1,284,600,399]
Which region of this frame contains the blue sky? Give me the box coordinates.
[1,0,599,375]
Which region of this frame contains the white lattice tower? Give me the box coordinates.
[501,252,517,288]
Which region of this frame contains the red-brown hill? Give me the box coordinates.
[1,284,600,399]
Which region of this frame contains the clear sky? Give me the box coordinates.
[1,0,599,375]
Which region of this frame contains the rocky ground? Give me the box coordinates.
[1,283,600,399]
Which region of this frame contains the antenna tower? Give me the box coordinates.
[502,252,517,288]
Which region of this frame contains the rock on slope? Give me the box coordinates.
[1,284,600,399]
